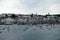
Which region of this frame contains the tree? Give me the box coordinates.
[5,14,8,18]
[31,13,33,18]
[11,14,17,19]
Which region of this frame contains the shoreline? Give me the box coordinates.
[0,24,60,25]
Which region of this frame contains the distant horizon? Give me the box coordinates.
[0,13,60,15]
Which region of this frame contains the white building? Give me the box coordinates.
[5,18,14,24]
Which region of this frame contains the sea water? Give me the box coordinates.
[0,25,60,40]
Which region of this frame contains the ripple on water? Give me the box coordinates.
[0,37,5,40]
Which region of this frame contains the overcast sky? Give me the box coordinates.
[0,0,60,15]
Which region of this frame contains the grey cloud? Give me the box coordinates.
[20,0,44,8]
[18,0,60,8]
[0,0,60,14]
[54,0,60,4]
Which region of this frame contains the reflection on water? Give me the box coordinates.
[0,37,5,40]
[0,25,60,40]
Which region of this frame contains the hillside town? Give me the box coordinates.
[0,13,60,25]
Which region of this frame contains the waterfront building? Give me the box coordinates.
[5,18,14,24]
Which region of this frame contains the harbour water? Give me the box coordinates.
[0,25,60,40]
